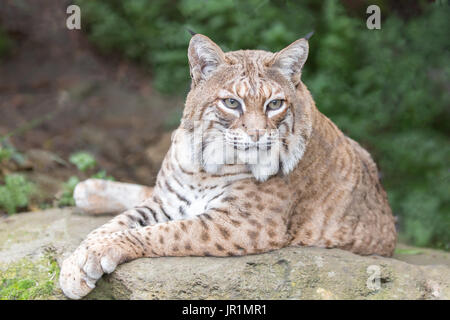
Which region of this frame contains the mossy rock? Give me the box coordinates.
[0,254,61,300]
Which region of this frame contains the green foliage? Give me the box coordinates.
[69,151,97,172]
[58,176,80,207]
[0,175,34,215]
[91,170,115,181]
[59,153,115,207]
[0,141,27,165]
[0,147,13,162]
[77,0,449,249]
[0,141,35,214]
[76,0,319,93]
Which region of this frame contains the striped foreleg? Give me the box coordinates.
[59,206,289,299]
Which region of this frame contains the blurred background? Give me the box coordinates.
[0,0,448,251]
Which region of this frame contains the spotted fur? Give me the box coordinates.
[60,34,396,299]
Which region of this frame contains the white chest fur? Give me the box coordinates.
[145,145,250,222]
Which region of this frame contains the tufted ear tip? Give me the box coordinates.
[186,28,197,36]
[304,31,314,41]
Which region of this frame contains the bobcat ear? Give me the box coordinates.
[188,34,225,85]
[270,37,309,86]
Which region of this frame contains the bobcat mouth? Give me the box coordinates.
[231,143,272,151]
[224,130,278,152]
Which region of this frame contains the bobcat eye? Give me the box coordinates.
[222,98,241,109]
[266,99,284,111]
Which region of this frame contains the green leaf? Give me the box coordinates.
[69,152,97,172]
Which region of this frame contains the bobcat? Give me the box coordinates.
[59,33,396,299]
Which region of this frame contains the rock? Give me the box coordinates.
[0,208,449,300]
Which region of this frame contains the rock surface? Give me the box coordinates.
[0,208,449,299]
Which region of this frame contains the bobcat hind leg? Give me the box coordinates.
[73,179,153,215]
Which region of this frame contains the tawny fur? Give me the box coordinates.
[60,34,396,299]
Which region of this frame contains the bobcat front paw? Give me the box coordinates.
[59,242,123,299]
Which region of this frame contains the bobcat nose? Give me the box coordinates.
[247,129,262,142]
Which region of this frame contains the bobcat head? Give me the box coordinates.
[178,34,315,181]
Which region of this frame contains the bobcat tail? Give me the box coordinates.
[73,179,153,215]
